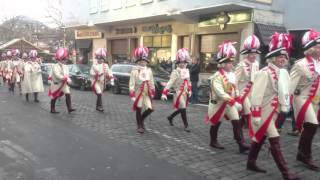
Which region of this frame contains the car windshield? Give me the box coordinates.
[78,65,90,74]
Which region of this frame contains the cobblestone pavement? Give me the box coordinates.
[8,86,320,180]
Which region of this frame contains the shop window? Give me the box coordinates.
[143,37,153,47]
[161,35,171,47]
[199,33,240,73]
[153,36,162,47]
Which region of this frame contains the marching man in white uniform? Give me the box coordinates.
[11,49,23,95]
[5,50,15,92]
[21,50,44,102]
[90,48,114,112]
[247,33,300,180]
[129,47,155,134]
[290,29,320,171]
[48,48,76,113]
[235,35,260,129]
[161,48,192,132]
[205,41,250,153]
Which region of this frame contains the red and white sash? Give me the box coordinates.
[295,56,320,131]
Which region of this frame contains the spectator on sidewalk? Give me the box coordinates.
[189,57,200,104]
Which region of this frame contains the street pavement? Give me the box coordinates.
[0,85,319,180]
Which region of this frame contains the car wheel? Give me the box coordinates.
[112,84,121,94]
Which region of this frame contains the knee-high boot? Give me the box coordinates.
[141,108,153,129]
[231,120,250,153]
[65,94,76,113]
[25,93,29,102]
[296,122,319,171]
[180,109,190,132]
[96,94,103,112]
[209,122,224,149]
[136,108,144,133]
[50,98,59,113]
[167,109,181,126]
[34,92,39,103]
[247,136,267,173]
[269,137,300,180]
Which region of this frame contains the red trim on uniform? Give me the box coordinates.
[162,89,169,96]
[48,78,68,99]
[132,81,153,111]
[228,98,236,106]
[251,107,262,117]
[174,79,189,109]
[240,82,253,104]
[91,73,99,95]
[129,91,135,98]
[207,102,228,125]
[295,56,320,132]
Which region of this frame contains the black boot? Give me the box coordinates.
[269,137,300,180]
[136,108,144,134]
[141,108,153,129]
[180,109,190,132]
[167,109,181,126]
[209,123,225,149]
[96,94,104,112]
[25,93,29,102]
[65,94,76,113]
[231,120,250,154]
[247,136,267,173]
[50,99,59,114]
[34,92,39,103]
[296,123,319,171]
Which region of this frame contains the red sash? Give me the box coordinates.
[205,69,233,125]
[132,81,152,111]
[240,82,253,104]
[253,97,279,142]
[91,73,99,95]
[174,79,189,109]
[295,56,320,132]
[48,79,67,99]
[250,66,279,142]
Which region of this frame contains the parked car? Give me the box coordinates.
[41,63,54,85]
[67,64,91,90]
[111,64,172,99]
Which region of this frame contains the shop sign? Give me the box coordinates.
[75,30,103,39]
[142,24,172,34]
[115,27,137,34]
[198,10,252,30]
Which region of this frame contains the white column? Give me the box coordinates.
[171,34,178,62]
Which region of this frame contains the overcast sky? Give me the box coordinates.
[0,0,60,27]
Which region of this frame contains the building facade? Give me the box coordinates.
[63,0,319,74]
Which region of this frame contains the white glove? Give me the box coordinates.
[161,95,167,101]
[252,117,261,126]
[110,79,115,86]
[67,77,72,83]
[188,91,192,98]
[234,102,242,111]
[131,97,136,102]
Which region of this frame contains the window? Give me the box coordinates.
[89,0,98,14]
[143,36,171,48]
[100,0,109,12]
